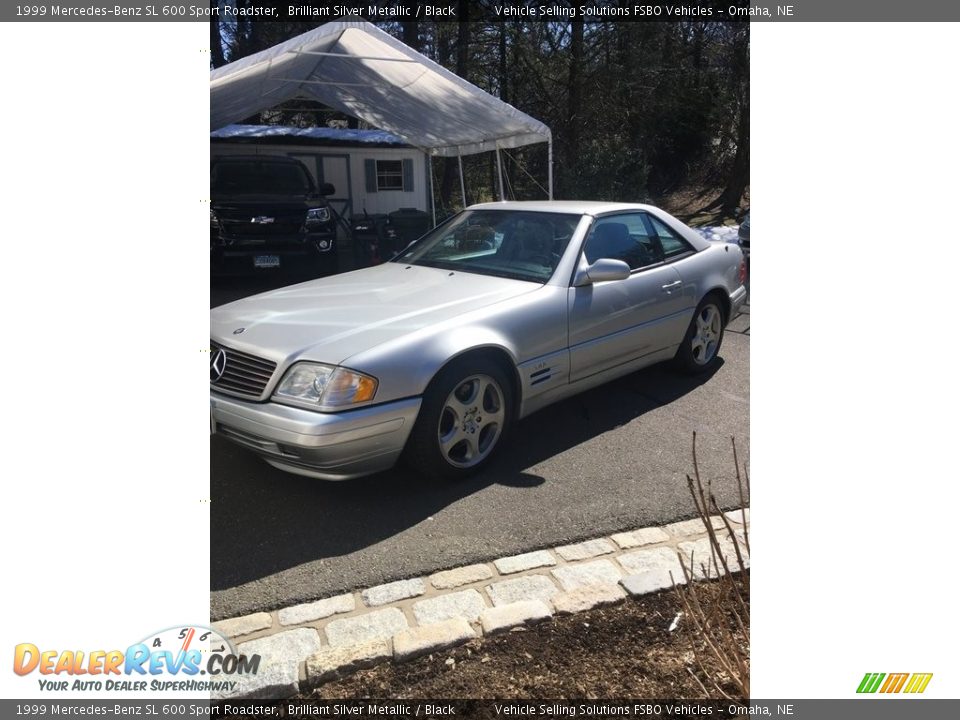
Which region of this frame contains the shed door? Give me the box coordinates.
[320,155,352,221]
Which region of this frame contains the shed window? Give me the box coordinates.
[365,158,415,193]
[376,160,404,191]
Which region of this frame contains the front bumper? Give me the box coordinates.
[211,392,421,480]
[211,231,337,277]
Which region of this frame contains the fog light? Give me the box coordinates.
[319,240,331,250]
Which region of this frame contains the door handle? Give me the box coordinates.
[661,280,682,292]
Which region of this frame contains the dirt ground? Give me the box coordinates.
[658,187,749,227]
[304,579,748,700]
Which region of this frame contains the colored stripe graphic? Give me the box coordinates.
[857,672,932,694]
[880,673,908,693]
[856,673,885,693]
[904,673,933,694]
[891,673,910,693]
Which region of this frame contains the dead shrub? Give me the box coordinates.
[673,432,750,699]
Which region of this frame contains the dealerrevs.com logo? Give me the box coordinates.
[857,672,933,694]
[13,625,259,693]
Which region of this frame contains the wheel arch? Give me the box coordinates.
[427,345,523,421]
[700,286,732,325]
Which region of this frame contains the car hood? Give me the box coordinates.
[210,263,539,366]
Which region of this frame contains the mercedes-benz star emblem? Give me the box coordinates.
[210,348,227,383]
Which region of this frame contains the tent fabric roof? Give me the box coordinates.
[210,21,551,157]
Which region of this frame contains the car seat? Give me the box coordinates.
[585,222,634,264]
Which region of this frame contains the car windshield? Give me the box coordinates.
[211,161,314,196]
[392,209,581,283]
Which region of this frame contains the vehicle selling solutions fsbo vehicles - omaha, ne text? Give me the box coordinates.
[210,155,337,276]
[209,201,748,481]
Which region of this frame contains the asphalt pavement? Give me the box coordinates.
[210,276,750,620]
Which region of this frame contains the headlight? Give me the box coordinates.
[273,362,378,411]
[306,207,331,224]
[210,208,218,228]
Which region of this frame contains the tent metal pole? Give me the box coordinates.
[457,151,467,208]
[428,153,436,227]
[547,138,554,200]
[496,146,505,201]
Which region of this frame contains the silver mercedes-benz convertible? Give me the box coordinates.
[210,201,747,481]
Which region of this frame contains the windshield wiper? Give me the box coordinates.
[410,259,459,271]
[409,260,543,283]
[485,270,542,283]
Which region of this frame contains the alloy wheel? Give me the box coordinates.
[691,304,722,365]
[437,374,506,468]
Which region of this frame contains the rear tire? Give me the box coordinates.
[404,357,514,481]
[674,295,726,374]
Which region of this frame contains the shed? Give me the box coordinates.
[210,21,553,222]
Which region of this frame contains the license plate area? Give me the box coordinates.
[254,255,280,268]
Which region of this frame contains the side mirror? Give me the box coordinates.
[319,182,336,196]
[575,258,631,286]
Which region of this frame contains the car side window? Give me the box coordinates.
[583,214,663,270]
[648,216,695,260]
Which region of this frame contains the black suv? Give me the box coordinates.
[211,155,337,277]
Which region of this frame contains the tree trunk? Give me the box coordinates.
[209,2,226,68]
[562,19,584,197]
[691,22,705,88]
[456,2,470,76]
[401,21,420,52]
[718,92,749,213]
[718,28,750,213]
[498,23,508,103]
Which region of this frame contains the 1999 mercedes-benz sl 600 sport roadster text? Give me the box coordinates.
[210,201,747,481]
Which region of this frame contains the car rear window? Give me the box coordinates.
[648,216,694,259]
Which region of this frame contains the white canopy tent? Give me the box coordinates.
[210,21,553,220]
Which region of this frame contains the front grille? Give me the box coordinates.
[220,220,304,238]
[210,340,277,400]
[217,210,307,240]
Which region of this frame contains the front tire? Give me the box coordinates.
[404,357,513,481]
[674,296,726,374]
